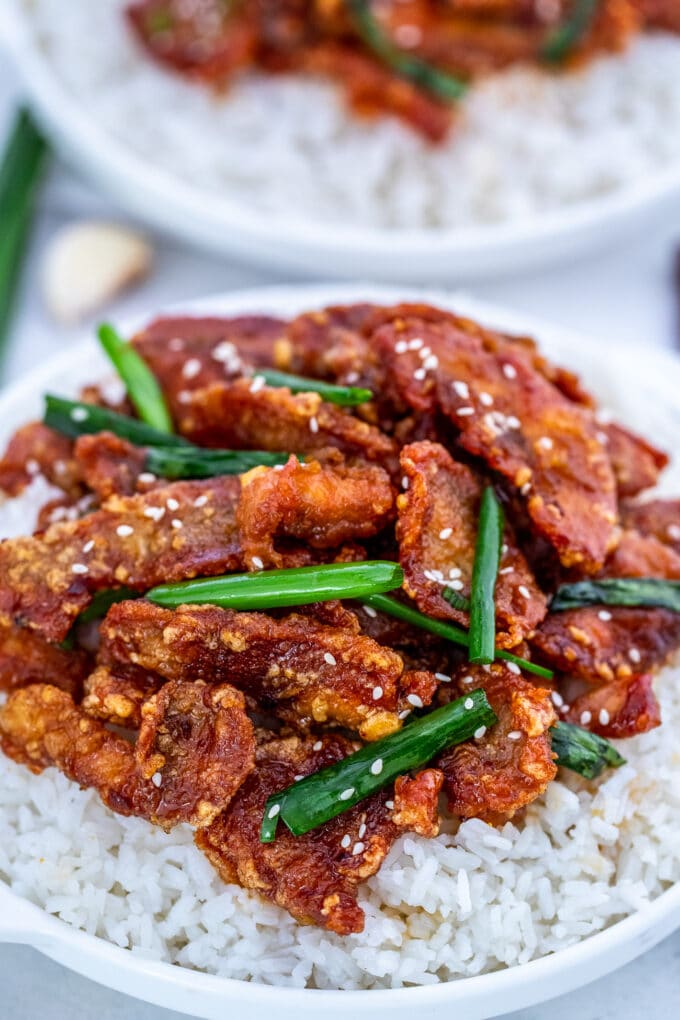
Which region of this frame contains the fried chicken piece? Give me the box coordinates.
[0,423,81,499]
[603,527,680,579]
[371,316,618,572]
[0,681,254,830]
[237,456,394,569]
[82,665,163,728]
[437,664,556,824]
[99,600,423,741]
[620,499,680,555]
[0,624,91,697]
[563,673,661,739]
[397,441,547,648]
[603,423,668,499]
[74,432,147,500]
[131,315,286,416]
[393,768,443,837]
[275,304,378,388]
[195,734,401,934]
[176,379,398,469]
[0,477,244,643]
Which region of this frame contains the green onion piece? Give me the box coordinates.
[257,369,373,407]
[442,587,471,613]
[97,323,174,434]
[261,688,496,841]
[145,445,289,479]
[0,109,49,370]
[147,561,404,612]
[346,0,468,103]
[469,487,504,665]
[77,588,138,625]
[551,721,625,779]
[542,0,599,64]
[44,395,189,448]
[363,593,554,680]
[551,578,680,614]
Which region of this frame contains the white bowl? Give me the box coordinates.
[3,8,680,282]
[1,283,680,1019]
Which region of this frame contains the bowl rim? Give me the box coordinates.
[0,281,679,1018]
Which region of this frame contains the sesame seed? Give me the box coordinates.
[249,375,265,394]
[408,338,423,351]
[464,698,474,710]
[474,726,487,740]
[339,788,355,801]
[193,495,209,508]
[508,731,522,741]
[413,368,426,381]
[166,498,180,511]
[398,709,411,720]
[70,408,89,422]
[116,525,134,538]
[267,803,281,819]
[520,482,532,496]
[324,652,337,666]
[294,775,304,782]
[501,543,508,555]
[506,662,521,675]
[499,566,514,575]
[182,358,201,380]
[422,355,439,371]
[596,431,609,446]
[363,605,377,618]
[418,346,431,360]
[346,372,360,384]
[453,380,469,399]
[143,507,165,522]
[171,519,183,530]
[313,741,323,751]
[448,567,462,579]
[372,686,383,700]
[309,416,319,434]
[385,800,394,810]
[341,834,351,849]
[448,579,464,590]
[395,340,408,354]
[434,672,451,683]
[580,711,592,725]
[537,437,553,451]
[138,472,156,485]
[151,772,162,788]
[407,693,424,708]
[82,540,95,553]
[518,585,531,599]
[26,459,39,476]
[460,674,474,685]
[168,337,184,352]
[666,524,680,541]
[71,563,88,575]
[598,610,612,622]
[251,556,264,570]
[502,363,517,380]
[457,406,474,417]
[551,691,564,708]
[479,392,493,407]
[439,527,453,540]
[352,842,365,856]
[177,391,192,404]
[507,416,521,429]
[599,709,610,726]
[359,822,367,838]
[629,647,641,664]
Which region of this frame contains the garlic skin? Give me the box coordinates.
[42,221,153,324]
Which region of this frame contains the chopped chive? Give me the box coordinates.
[257,369,373,407]
[442,587,471,613]
[147,561,404,612]
[44,394,187,448]
[0,109,49,371]
[261,688,496,841]
[144,445,289,479]
[77,587,137,625]
[363,593,554,680]
[346,0,468,103]
[551,578,680,614]
[469,487,504,665]
[551,721,625,779]
[97,323,174,433]
[542,0,599,64]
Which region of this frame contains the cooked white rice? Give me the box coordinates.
[0,291,679,989]
[16,0,680,230]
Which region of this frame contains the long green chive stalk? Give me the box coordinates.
[346,0,468,103]
[551,578,680,614]
[363,593,554,680]
[542,0,599,63]
[257,369,373,407]
[44,394,187,447]
[260,688,496,841]
[0,109,49,368]
[147,561,404,612]
[97,323,174,433]
[144,445,288,479]
[469,487,504,664]
[551,721,625,779]
[442,587,471,613]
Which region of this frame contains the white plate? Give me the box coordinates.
[1,283,680,1019]
[2,9,680,282]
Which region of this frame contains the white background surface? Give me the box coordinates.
[1,59,680,1020]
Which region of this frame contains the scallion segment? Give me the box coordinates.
[261,688,496,841]
[145,445,288,479]
[551,721,625,779]
[469,487,504,665]
[363,593,554,680]
[44,394,188,448]
[257,369,373,407]
[77,587,137,625]
[551,578,680,614]
[442,587,471,613]
[0,109,49,366]
[542,0,599,63]
[147,561,404,612]
[97,323,174,433]
[346,0,468,103]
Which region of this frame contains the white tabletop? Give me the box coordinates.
[1,63,680,1020]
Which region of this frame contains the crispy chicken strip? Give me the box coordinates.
[0,681,254,830]
[620,499,680,555]
[371,316,618,572]
[196,733,429,934]
[392,769,443,838]
[74,432,147,500]
[600,527,680,579]
[0,624,91,697]
[562,673,661,739]
[603,423,668,499]
[437,664,556,824]
[237,456,394,569]
[82,665,163,728]
[0,422,81,499]
[99,600,425,741]
[397,441,547,648]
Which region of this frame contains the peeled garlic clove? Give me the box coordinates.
[42,221,153,324]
